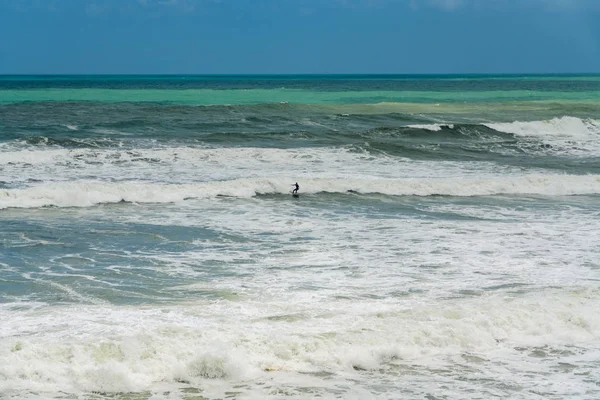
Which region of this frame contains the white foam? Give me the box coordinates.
[0,288,598,398]
[2,170,600,398]
[1,174,599,209]
[0,148,68,165]
[486,116,600,154]
[0,144,517,190]
[407,123,454,131]
[131,190,599,298]
[486,117,600,139]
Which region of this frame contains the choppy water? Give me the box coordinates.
[1,75,599,399]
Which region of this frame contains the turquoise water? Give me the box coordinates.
[1,75,600,399]
[2,74,600,105]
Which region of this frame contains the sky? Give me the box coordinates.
[0,0,599,74]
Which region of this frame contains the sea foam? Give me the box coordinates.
[485,116,600,154]
[0,287,598,397]
[485,116,600,139]
[1,174,599,209]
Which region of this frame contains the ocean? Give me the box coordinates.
[0,74,599,399]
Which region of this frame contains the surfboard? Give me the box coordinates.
[292,193,299,198]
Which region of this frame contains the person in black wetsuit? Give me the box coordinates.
[292,182,299,194]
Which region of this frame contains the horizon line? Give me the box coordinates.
[1,72,600,78]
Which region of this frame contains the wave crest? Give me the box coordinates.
[2,174,599,209]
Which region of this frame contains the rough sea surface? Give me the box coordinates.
[1,75,599,399]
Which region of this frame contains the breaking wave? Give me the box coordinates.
[1,174,599,209]
[0,287,598,397]
[4,116,599,157]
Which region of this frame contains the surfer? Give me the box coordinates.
[292,182,299,195]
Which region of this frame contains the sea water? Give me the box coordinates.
[0,75,599,399]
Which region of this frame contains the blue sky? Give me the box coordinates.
[0,0,599,74]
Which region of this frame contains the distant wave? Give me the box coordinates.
[383,117,600,157]
[3,117,600,185]
[407,117,599,139]
[1,174,599,209]
[406,123,455,131]
[485,116,600,139]
[5,115,600,152]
